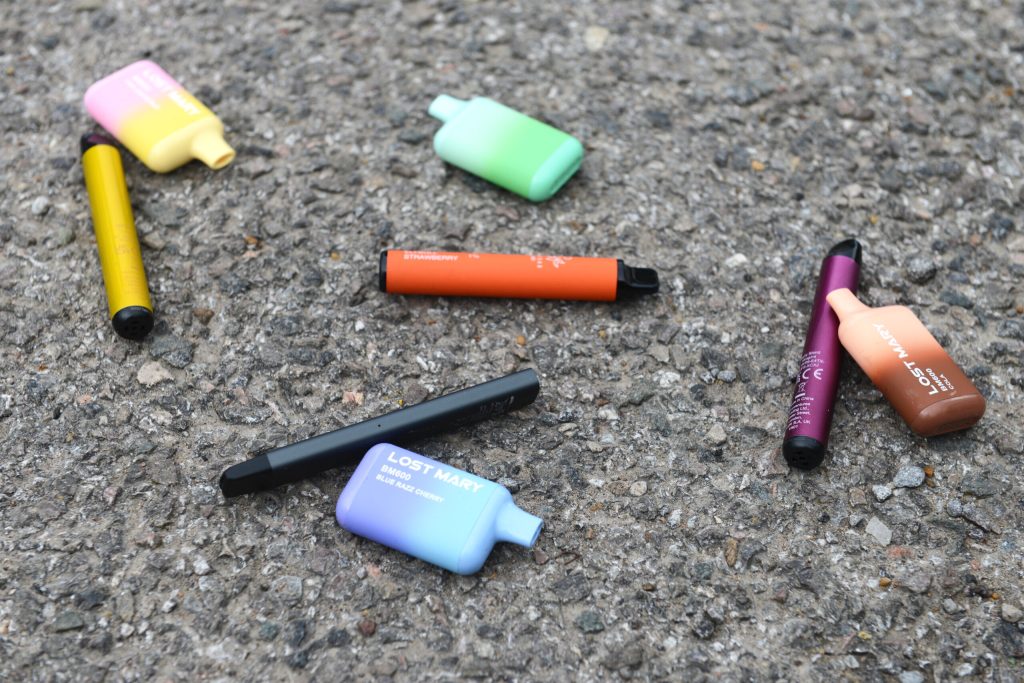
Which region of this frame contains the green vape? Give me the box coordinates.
[428,95,584,202]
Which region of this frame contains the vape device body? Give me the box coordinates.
[337,444,542,574]
[379,250,658,301]
[220,369,541,496]
[827,289,986,436]
[782,239,862,469]
[81,133,154,340]
[429,95,583,201]
[85,60,234,172]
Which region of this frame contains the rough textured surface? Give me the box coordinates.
[1,1,1023,681]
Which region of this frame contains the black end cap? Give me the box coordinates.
[219,455,275,498]
[782,436,826,470]
[378,250,388,292]
[827,238,863,265]
[617,261,660,298]
[81,132,117,155]
[111,306,154,341]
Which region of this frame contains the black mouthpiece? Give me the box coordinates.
[616,261,660,298]
[827,238,863,265]
[81,132,117,155]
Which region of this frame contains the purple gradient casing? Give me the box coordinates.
[783,242,861,468]
[336,444,542,574]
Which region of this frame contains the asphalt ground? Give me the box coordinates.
[1,1,1022,681]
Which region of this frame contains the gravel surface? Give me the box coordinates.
[2,1,1023,681]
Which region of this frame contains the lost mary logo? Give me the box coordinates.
[873,324,954,396]
[385,450,485,493]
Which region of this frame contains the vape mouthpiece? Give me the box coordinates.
[617,263,660,297]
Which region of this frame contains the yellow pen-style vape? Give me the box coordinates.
[81,133,154,340]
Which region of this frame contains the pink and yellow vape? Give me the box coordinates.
[84,60,235,173]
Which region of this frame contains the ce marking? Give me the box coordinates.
[801,368,824,381]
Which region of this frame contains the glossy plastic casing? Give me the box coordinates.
[827,289,986,437]
[337,444,543,575]
[81,134,154,340]
[84,60,235,173]
[429,95,583,202]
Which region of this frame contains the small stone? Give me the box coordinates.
[90,10,115,29]
[961,502,1003,534]
[192,555,211,576]
[150,334,194,369]
[691,612,717,639]
[629,480,648,496]
[269,575,303,606]
[161,597,178,613]
[947,112,978,138]
[961,473,1002,498]
[909,197,932,220]
[575,611,605,633]
[942,598,963,614]
[892,465,925,489]
[879,168,904,193]
[583,26,610,51]
[242,159,273,179]
[724,538,738,568]
[724,253,749,268]
[1001,604,1023,623]
[286,620,307,647]
[405,382,429,405]
[897,571,931,594]
[644,110,671,129]
[939,290,973,309]
[193,307,214,325]
[835,99,857,118]
[288,650,311,670]
[552,574,591,603]
[946,498,964,517]
[56,226,75,246]
[144,203,187,228]
[258,622,279,641]
[987,213,1015,240]
[726,82,768,107]
[140,232,166,251]
[53,611,85,632]
[865,517,892,546]
[136,361,173,387]
[872,485,893,502]
[705,423,727,445]
[31,197,50,216]
[358,618,376,637]
[601,642,644,670]
[76,589,107,609]
[327,627,351,647]
[906,257,937,284]
[899,672,925,683]
[398,131,427,145]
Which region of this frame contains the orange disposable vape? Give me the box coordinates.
[379,250,658,301]
[826,288,986,437]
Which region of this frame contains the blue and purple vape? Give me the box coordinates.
[336,444,543,574]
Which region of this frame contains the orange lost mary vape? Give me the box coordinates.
[379,250,658,301]
[827,288,986,437]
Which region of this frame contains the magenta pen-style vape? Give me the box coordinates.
[782,239,863,469]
